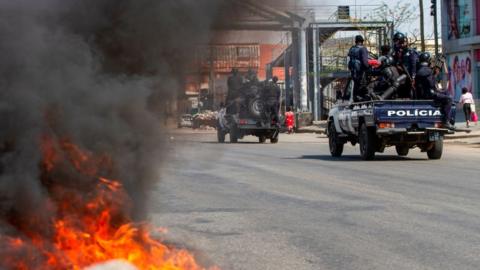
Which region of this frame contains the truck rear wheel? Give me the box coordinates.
[217,129,225,143]
[427,137,443,160]
[328,123,344,157]
[230,125,239,143]
[359,123,376,160]
[395,145,409,156]
[258,135,266,143]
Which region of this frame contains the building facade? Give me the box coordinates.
[442,0,479,104]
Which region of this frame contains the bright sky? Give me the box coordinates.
[355,0,440,38]
[289,0,441,39]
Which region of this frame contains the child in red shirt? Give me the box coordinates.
[285,107,295,134]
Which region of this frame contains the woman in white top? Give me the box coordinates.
[459,87,475,127]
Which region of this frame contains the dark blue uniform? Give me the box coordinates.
[415,64,453,125]
[392,46,418,77]
[348,45,370,101]
[392,46,418,98]
[368,65,407,100]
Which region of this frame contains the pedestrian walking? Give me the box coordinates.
[459,87,475,127]
[285,107,295,134]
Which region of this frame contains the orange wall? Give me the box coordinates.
[259,44,288,80]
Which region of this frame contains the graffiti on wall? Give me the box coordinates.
[447,52,473,101]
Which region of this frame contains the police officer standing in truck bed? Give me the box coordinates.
[348,35,370,101]
[415,52,454,130]
[392,32,418,98]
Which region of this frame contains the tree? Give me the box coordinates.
[373,1,416,31]
[351,1,419,52]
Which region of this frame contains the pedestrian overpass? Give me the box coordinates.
[268,19,392,120]
[212,1,392,120]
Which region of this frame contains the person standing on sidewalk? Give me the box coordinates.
[285,107,295,134]
[459,87,475,127]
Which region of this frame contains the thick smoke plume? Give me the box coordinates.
[0,0,229,253]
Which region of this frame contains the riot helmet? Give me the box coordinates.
[419,52,431,64]
[379,55,394,67]
[393,32,406,45]
[355,35,364,44]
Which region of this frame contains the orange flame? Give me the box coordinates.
[1,135,218,270]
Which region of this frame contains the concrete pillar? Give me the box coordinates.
[292,30,300,111]
[318,34,324,120]
[284,49,292,107]
[299,28,308,111]
[312,28,319,121]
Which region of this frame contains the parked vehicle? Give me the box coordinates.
[177,114,193,128]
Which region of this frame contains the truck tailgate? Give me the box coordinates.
[374,100,442,128]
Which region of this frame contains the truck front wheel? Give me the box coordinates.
[427,137,443,160]
[395,145,409,156]
[359,123,376,160]
[328,123,344,157]
[217,129,226,143]
[230,125,239,143]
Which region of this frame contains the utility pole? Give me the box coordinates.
[430,0,439,56]
[419,0,426,51]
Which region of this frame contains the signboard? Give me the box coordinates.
[447,0,472,39]
[188,97,198,109]
[447,52,474,101]
[337,6,350,20]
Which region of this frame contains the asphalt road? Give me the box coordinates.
[150,131,480,270]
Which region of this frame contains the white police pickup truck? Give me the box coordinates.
[327,99,455,160]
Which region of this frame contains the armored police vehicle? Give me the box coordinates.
[327,83,455,160]
[217,81,280,144]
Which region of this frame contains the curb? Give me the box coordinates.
[296,128,325,134]
[445,134,480,140]
[297,126,480,140]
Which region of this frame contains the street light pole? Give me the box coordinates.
[419,0,426,52]
[431,0,439,56]
[433,9,439,55]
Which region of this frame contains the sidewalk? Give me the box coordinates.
[296,121,327,135]
[297,120,480,143]
[445,121,480,139]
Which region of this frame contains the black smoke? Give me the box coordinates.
[0,0,232,249]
